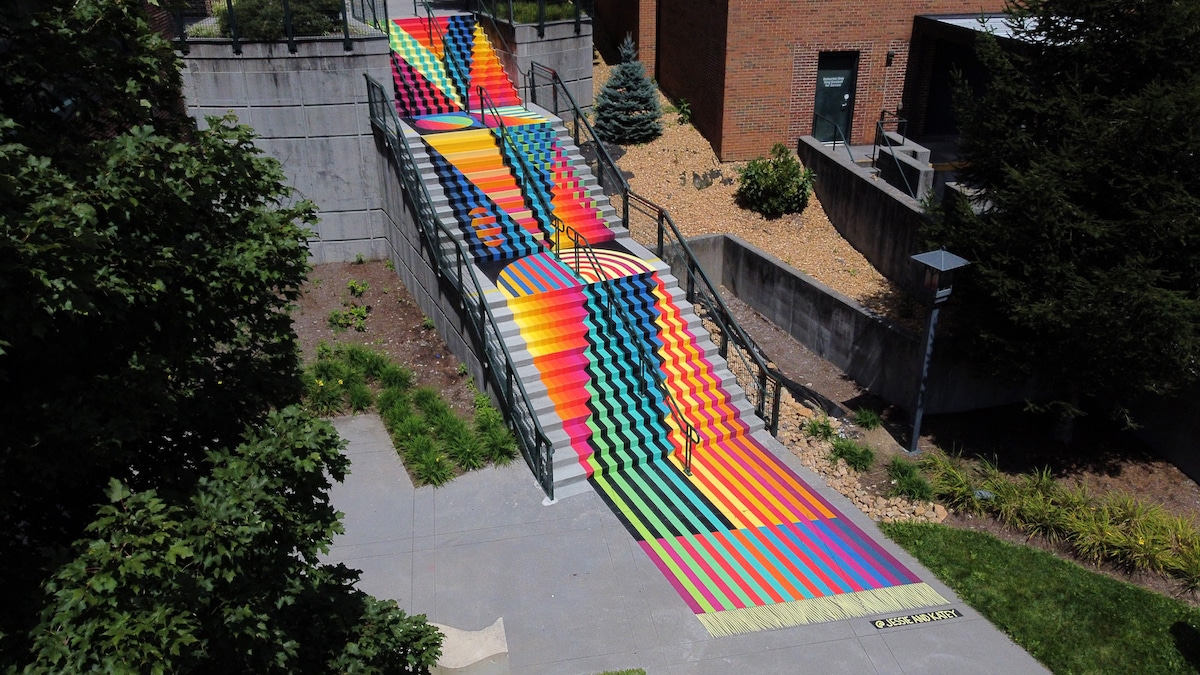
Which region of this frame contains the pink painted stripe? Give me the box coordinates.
[674,535,746,610]
[638,541,705,613]
[784,521,866,593]
[655,536,727,612]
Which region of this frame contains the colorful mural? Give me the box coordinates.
[390,16,948,636]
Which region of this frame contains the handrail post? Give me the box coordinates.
[282,0,296,53]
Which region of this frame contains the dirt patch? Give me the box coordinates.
[293,261,474,417]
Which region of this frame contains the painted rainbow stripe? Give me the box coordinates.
[391,14,947,636]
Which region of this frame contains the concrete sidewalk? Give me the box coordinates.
[325,414,1048,674]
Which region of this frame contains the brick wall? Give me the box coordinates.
[593,0,656,71]
[651,0,1004,160]
[657,0,728,155]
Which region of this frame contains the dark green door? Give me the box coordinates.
[813,52,858,143]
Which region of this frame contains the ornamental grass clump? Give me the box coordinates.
[918,449,1200,590]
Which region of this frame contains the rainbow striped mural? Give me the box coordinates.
[389,15,948,636]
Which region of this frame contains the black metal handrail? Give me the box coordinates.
[174,0,379,54]
[872,110,916,198]
[812,112,854,162]
[527,62,628,224]
[552,223,701,474]
[527,61,785,437]
[416,0,473,110]
[479,72,699,472]
[365,74,557,499]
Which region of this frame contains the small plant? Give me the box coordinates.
[852,407,882,430]
[886,457,933,501]
[380,363,414,390]
[735,143,815,218]
[421,316,435,331]
[385,259,395,271]
[456,363,468,377]
[803,416,835,441]
[445,429,486,471]
[676,98,696,124]
[354,252,365,264]
[347,279,369,298]
[347,382,374,412]
[829,437,874,472]
[327,305,369,332]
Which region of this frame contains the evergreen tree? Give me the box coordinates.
[1,0,440,666]
[594,34,662,145]
[925,0,1200,426]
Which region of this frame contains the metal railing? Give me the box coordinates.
[470,0,588,37]
[551,223,701,474]
[527,62,785,437]
[365,74,558,499]
[872,110,916,198]
[174,0,384,54]
[416,0,474,111]
[477,83,700,473]
[528,62,628,222]
[812,112,854,162]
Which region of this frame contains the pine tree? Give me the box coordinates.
[594,34,662,145]
[925,0,1200,426]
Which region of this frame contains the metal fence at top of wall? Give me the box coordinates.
[364,74,558,499]
[469,0,592,37]
[173,0,390,55]
[527,62,786,436]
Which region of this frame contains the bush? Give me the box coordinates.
[886,457,933,501]
[219,0,342,41]
[803,416,835,441]
[735,143,815,218]
[829,437,874,472]
[852,407,882,430]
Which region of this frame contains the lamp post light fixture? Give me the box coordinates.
[908,248,971,454]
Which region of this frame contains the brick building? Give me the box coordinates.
[592,0,1006,160]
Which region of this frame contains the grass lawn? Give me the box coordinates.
[883,522,1200,674]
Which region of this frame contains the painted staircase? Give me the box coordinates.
[379,13,949,637]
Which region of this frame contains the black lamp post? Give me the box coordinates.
[908,249,971,454]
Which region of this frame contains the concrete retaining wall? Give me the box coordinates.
[180,37,393,263]
[372,134,491,395]
[796,135,928,295]
[479,18,594,113]
[686,234,1037,415]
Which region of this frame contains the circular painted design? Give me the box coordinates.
[413,113,475,131]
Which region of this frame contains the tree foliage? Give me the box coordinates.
[0,0,441,667]
[925,0,1200,422]
[593,34,662,145]
[25,408,442,673]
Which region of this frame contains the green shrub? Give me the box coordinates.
[347,279,369,298]
[445,430,485,471]
[220,0,342,40]
[735,143,815,219]
[328,305,369,332]
[803,416,835,441]
[886,457,933,501]
[380,363,413,391]
[481,426,518,465]
[506,0,580,23]
[829,437,874,472]
[347,382,374,412]
[852,407,882,430]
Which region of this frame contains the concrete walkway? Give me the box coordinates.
[325,414,1048,674]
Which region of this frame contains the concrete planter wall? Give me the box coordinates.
[683,234,1038,415]
[796,135,929,296]
[180,36,392,263]
[479,17,594,113]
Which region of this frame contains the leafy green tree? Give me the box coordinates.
[925,0,1200,425]
[0,0,439,667]
[26,407,442,673]
[594,34,662,145]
